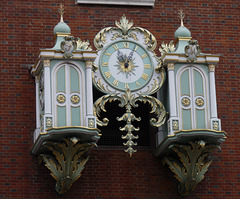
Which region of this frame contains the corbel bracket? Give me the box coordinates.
[38,137,96,195]
[155,130,226,196]
[162,140,219,196]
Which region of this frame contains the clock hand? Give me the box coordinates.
[117,50,125,63]
[127,49,134,63]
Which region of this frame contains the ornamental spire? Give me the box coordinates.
[178,9,185,27]
[58,3,65,23]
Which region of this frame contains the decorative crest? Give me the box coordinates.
[178,9,185,27]
[185,39,201,62]
[60,36,77,58]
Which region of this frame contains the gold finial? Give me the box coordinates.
[58,3,65,22]
[178,9,185,27]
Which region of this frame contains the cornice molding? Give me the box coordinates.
[75,0,155,7]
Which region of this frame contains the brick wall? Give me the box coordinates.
[0,0,239,198]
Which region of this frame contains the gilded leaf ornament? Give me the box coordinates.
[162,140,220,196]
[159,41,175,56]
[115,14,133,35]
[38,138,96,195]
[76,38,92,51]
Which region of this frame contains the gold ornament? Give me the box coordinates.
[195,98,204,107]
[71,95,80,104]
[172,120,179,131]
[46,117,52,127]
[57,94,66,103]
[182,97,190,107]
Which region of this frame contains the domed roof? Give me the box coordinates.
[53,21,71,34]
[174,26,191,39]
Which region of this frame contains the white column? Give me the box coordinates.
[43,60,51,115]
[208,64,218,119]
[34,76,41,142]
[85,60,93,116]
[35,76,40,129]
[167,63,177,117]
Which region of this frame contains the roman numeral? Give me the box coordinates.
[122,42,129,49]
[144,64,150,69]
[141,73,149,80]
[104,52,111,56]
[102,62,108,67]
[141,54,147,59]
[112,79,119,87]
[136,82,141,87]
[112,44,119,50]
[134,45,139,51]
[104,71,111,79]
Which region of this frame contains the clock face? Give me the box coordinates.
[99,40,153,91]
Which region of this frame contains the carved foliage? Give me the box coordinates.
[162,140,220,196]
[38,138,96,194]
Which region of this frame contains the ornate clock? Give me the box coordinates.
[93,15,166,156]
[99,40,154,92]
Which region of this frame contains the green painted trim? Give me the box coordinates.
[182,109,192,130]
[57,65,66,92]
[70,66,79,93]
[194,69,203,96]
[180,69,190,96]
[57,106,66,127]
[196,109,205,129]
[71,106,80,126]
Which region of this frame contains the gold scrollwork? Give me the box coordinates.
[195,98,204,107]
[182,97,190,107]
[57,94,66,103]
[71,95,80,104]
[93,15,157,51]
[92,76,113,94]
